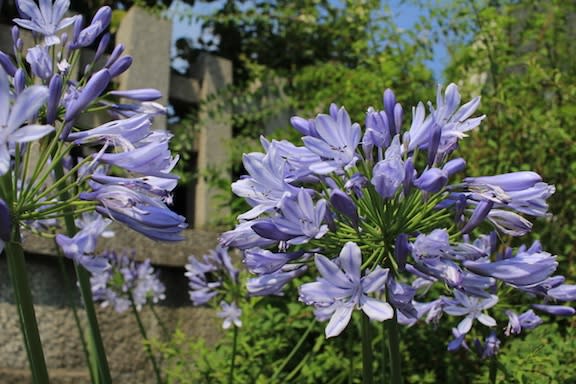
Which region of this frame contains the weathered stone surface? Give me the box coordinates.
[22,225,220,267]
[116,6,172,130]
[1,228,223,383]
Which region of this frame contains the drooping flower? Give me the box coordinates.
[463,248,558,288]
[80,184,187,242]
[504,310,542,336]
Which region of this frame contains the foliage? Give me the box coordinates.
[427,0,576,269]
[472,321,576,384]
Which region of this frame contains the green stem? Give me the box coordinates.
[361,312,374,384]
[228,325,239,384]
[270,318,315,381]
[129,294,163,384]
[54,249,98,384]
[489,354,498,384]
[386,313,403,384]
[53,163,112,384]
[5,228,50,384]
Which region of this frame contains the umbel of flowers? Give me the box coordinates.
[0,1,185,383]
[222,84,575,382]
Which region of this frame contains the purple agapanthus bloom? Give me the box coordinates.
[443,290,498,335]
[252,188,328,245]
[69,6,111,49]
[247,264,307,296]
[26,46,52,80]
[91,250,165,312]
[231,144,299,220]
[504,309,542,336]
[96,132,178,178]
[0,198,11,254]
[407,83,484,154]
[547,284,576,302]
[299,242,393,338]
[14,0,78,45]
[411,229,451,260]
[532,304,576,316]
[66,113,152,147]
[302,106,361,174]
[477,332,500,359]
[0,67,52,175]
[464,171,554,218]
[463,249,558,288]
[55,228,110,274]
[217,301,242,329]
[185,246,239,306]
[243,248,305,274]
[371,135,405,199]
[80,184,187,241]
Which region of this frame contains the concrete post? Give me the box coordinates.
[191,53,233,228]
[115,6,172,130]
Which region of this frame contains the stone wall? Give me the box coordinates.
[0,226,223,384]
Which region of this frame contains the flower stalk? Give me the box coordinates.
[361,312,374,384]
[53,161,112,384]
[129,292,163,384]
[5,228,49,384]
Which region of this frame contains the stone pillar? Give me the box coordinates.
[191,53,233,228]
[115,6,171,130]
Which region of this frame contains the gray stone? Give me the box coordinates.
[115,6,172,131]
[1,227,225,383]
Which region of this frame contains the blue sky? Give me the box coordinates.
[167,0,446,81]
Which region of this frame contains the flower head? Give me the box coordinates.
[14,0,77,45]
[299,242,393,337]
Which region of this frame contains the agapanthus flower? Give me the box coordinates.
[13,0,77,46]
[443,290,498,335]
[55,226,110,274]
[185,246,239,306]
[463,248,558,288]
[0,198,11,254]
[299,242,393,337]
[251,188,328,245]
[504,310,542,336]
[302,106,361,174]
[0,67,52,175]
[80,184,187,241]
[225,83,566,355]
[90,250,165,312]
[217,301,242,329]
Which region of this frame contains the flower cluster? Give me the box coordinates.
[185,246,242,329]
[0,0,186,271]
[90,249,166,313]
[223,84,575,351]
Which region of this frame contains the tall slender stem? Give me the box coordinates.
[386,312,403,384]
[55,252,98,384]
[228,325,239,384]
[270,318,315,381]
[361,312,374,384]
[5,228,50,384]
[129,293,163,384]
[53,162,112,384]
[489,354,498,384]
